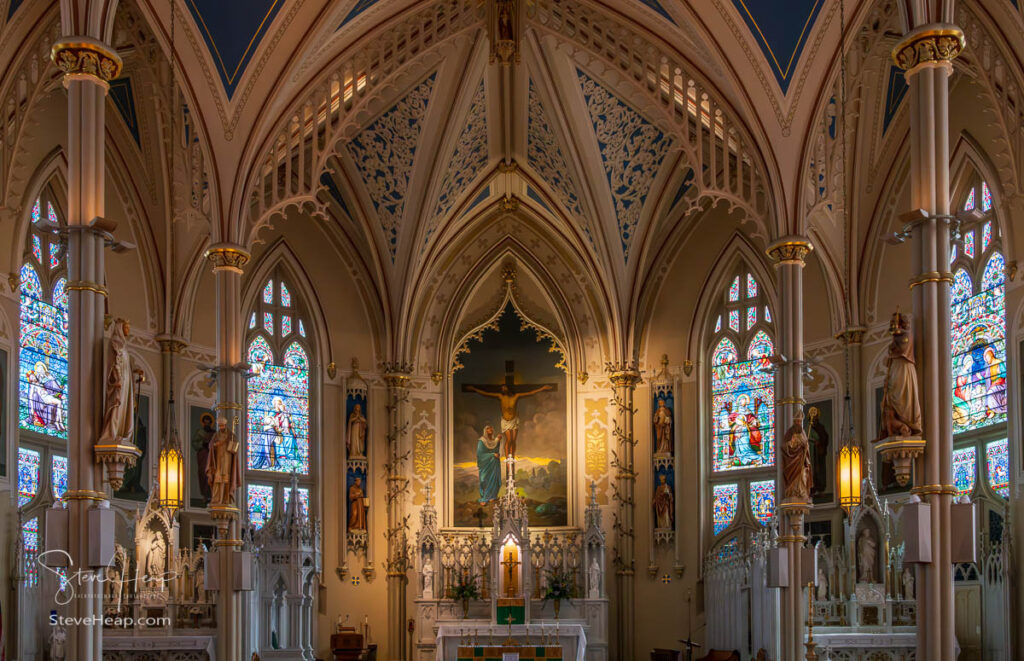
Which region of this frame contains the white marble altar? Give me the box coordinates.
[435,623,586,661]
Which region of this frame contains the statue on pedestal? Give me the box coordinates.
[879,311,923,438]
[206,417,241,506]
[653,475,674,528]
[347,403,367,458]
[902,567,915,600]
[422,557,435,599]
[50,625,67,660]
[857,527,877,583]
[653,398,673,454]
[588,557,601,599]
[98,319,136,445]
[782,411,812,499]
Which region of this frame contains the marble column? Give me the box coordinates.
[204,243,251,661]
[607,363,641,660]
[767,236,813,661]
[891,24,965,661]
[49,37,123,661]
[384,364,412,661]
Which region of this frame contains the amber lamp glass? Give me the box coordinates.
[838,445,861,513]
[159,445,183,511]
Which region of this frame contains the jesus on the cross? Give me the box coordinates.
[462,360,557,458]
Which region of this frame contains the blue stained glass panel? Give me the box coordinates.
[712,338,738,366]
[298,319,306,337]
[982,222,992,253]
[746,306,757,329]
[280,282,292,307]
[19,265,69,439]
[51,454,68,502]
[263,280,274,304]
[31,199,41,224]
[981,182,992,212]
[749,479,775,526]
[247,484,274,529]
[281,315,292,336]
[31,235,42,262]
[283,486,310,519]
[716,536,740,559]
[951,255,1006,434]
[950,243,957,264]
[713,483,738,534]
[249,312,256,329]
[48,241,60,270]
[952,269,972,304]
[952,447,976,497]
[715,315,722,332]
[47,202,57,226]
[728,310,740,332]
[712,351,775,471]
[964,231,975,259]
[247,340,310,474]
[728,276,740,302]
[764,306,772,324]
[23,517,39,586]
[18,447,41,506]
[263,312,274,334]
[747,330,774,360]
[746,274,758,298]
[986,439,1008,499]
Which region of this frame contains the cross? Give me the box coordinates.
[462,360,559,458]
[504,613,516,646]
[500,548,521,597]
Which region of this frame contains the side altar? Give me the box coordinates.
[413,461,608,661]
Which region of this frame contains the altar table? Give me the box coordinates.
[435,623,586,661]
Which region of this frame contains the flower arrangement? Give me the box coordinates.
[541,567,576,617]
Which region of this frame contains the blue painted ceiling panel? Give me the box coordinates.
[339,0,381,29]
[185,0,283,98]
[882,65,908,133]
[638,0,676,24]
[732,0,825,94]
[7,0,24,21]
[108,77,140,145]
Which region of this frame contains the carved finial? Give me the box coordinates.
[502,264,517,284]
[589,481,598,506]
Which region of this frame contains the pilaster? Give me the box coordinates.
[384,364,413,660]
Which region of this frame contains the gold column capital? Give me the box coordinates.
[51,37,122,87]
[606,362,642,387]
[766,235,813,266]
[383,361,413,388]
[835,326,868,345]
[204,243,251,273]
[892,25,965,72]
[156,334,188,353]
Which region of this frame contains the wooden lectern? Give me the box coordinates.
[332,627,377,661]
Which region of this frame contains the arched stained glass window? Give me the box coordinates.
[245,269,314,527]
[708,268,777,544]
[952,447,976,497]
[51,454,68,502]
[17,447,41,507]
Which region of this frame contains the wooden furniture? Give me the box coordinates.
[332,629,377,660]
[696,651,740,661]
[651,649,682,661]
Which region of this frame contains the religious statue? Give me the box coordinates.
[782,411,812,499]
[653,398,673,455]
[347,402,367,458]
[194,565,206,603]
[878,311,923,439]
[422,557,435,599]
[857,527,877,583]
[98,319,136,445]
[476,425,502,503]
[806,406,829,496]
[145,534,166,589]
[653,474,674,529]
[104,564,123,606]
[588,557,601,599]
[348,477,367,529]
[49,625,67,660]
[816,568,828,601]
[206,417,241,506]
[463,367,556,458]
[902,567,915,600]
[191,412,216,503]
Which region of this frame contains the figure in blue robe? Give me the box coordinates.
[476,425,502,503]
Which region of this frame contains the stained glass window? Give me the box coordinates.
[263,312,274,335]
[981,182,992,212]
[716,536,740,559]
[749,479,775,526]
[952,447,976,497]
[23,517,39,586]
[747,330,773,360]
[280,282,291,307]
[19,198,69,441]
[281,315,292,336]
[746,307,757,329]
[728,310,739,332]
[764,306,772,324]
[746,274,758,298]
[964,231,975,259]
[17,447,41,507]
[712,345,775,471]
[247,484,274,529]
[950,243,957,264]
[712,338,738,366]
[263,279,274,304]
[986,439,1008,499]
[964,187,976,211]
[298,320,306,337]
[249,312,256,329]
[982,222,992,253]
[247,338,310,474]
[728,276,740,302]
[951,255,1006,434]
[31,199,41,223]
[714,316,722,333]
[713,483,738,534]
[283,486,310,519]
[51,454,68,502]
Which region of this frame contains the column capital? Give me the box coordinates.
[834,326,868,345]
[606,362,641,387]
[383,361,414,388]
[892,24,965,73]
[766,235,813,266]
[204,243,251,273]
[51,37,122,88]
[155,333,188,353]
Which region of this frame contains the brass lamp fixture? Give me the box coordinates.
[158,393,184,512]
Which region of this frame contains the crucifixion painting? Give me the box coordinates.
[462,360,558,458]
[452,303,567,527]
